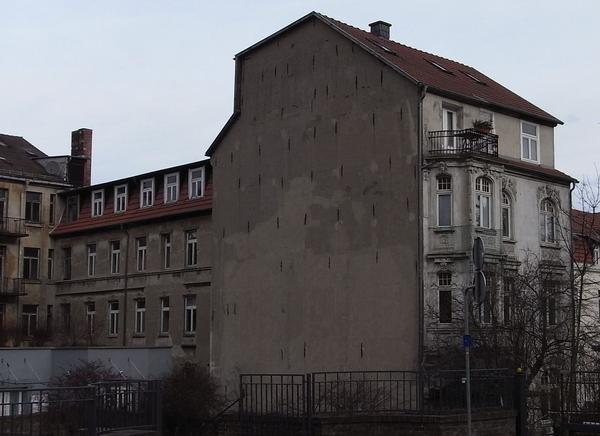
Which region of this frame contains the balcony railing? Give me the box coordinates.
[428,129,498,158]
[0,217,28,238]
[0,278,25,296]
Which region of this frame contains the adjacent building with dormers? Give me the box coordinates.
[207,12,575,388]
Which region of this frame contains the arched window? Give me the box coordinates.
[501,191,512,239]
[540,199,556,243]
[437,175,452,227]
[475,177,492,229]
[438,271,452,323]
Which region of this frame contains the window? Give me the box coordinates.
[438,271,452,324]
[140,178,154,208]
[185,230,198,267]
[442,109,457,149]
[114,185,127,213]
[160,297,170,334]
[475,177,492,229]
[87,244,97,276]
[189,168,205,199]
[25,192,42,223]
[22,305,38,337]
[47,249,54,280]
[23,247,40,280]
[184,295,197,334]
[436,176,452,227]
[162,233,171,269]
[481,267,496,324]
[164,173,179,203]
[86,302,96,336]
[503,277,514,325]
[521,121,539,162]
[47,305,53,333]
[109,301,119,336]
[60,303,71,331]
[502,192,512,239]
[135,299,146,335]
[63,247,72,280]
[136,237,147,272]
[110,241,121,274]
[0,304,5,330]
[49,194,56,225]
[540,199,556,243]
[91,190,104,217]
[479,110,494,131]
[67,195,79,222]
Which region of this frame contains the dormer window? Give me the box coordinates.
[66,195,79,222]
[189,168,205,199]
[165,173,179,203]
[91,190,104,217]
[114,185,127,213]
[521,121,539,163]
[140,178,154,208]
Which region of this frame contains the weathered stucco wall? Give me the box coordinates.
[211,17,421,390]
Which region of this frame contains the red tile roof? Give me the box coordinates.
[572,209,600,263]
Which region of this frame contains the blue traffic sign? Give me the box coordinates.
[463,335,472,348]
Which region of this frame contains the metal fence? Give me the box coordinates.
[427,129,499,157]
[0,380,160,436]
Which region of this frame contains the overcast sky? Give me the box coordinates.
[1,0,598,184]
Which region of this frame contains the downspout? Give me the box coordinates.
[16,184,25,345]
[568,180,576,373]
[122,225,130,347]
[417,84,428,370]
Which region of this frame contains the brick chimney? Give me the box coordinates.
[69,128,93,187]
[369,20,392,39]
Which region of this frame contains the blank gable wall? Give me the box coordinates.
[211,17,421,389]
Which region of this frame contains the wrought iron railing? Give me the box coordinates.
[0,217,27,237]
[428,129,498,157]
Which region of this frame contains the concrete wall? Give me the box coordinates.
[211,17,421,390]
[423,94,555,167]
[0,346,173,384]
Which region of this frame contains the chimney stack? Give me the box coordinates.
[369,20,392,39]
[69,128,93,187]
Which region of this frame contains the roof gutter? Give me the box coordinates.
[417,83,428,370]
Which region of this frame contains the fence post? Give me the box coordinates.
[514,368,527,436]
[87,385,98,436]
[155,381,163,436]
[306,373,313,436]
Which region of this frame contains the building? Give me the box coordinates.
[207,12,574,388]
[0,128,91,346]
[49,160,213,366]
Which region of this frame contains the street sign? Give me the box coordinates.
[473,270,487,304]
[463,335,472,348]
[473,237,484,271]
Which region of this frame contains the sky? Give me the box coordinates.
[1,0,599,184]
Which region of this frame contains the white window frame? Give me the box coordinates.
[521,121,540,163]
[184,295,197,334]
[164,173,179,203]
[22,305,38,337]
[114,185,128,213]
[475,177,492,229]
[87,244,96,277]
[160,297,170,334]
[185,230,198,267]
[135,299,145,335]
[540,199,556,243]
[437,271,452,324]
[188,167,205,199]
[108,301,119,336]
[442,108,458,149]
[140,178,154,208]
[162,233,172,269]
[501,191,512,240]
[136,237,147,272]
[86,302,96,335]
[436,176,452,227]
[91,189,104,217]
[110,240,121,274]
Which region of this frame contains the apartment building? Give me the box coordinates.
[0,129,90,346]
[207,12,574,388]
[49,160,213,365]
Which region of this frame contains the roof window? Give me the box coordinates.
[461,70,487,85]
[425,59,454,75]
[368,38,396,55]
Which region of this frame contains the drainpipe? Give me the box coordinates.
[569,180,576,374]
[122,225,130,347]
[417,84,428,370]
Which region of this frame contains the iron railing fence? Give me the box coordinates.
[558,371,600,426]
[428,129,499,157]
[0,380,160,436]
[0,217,27,238]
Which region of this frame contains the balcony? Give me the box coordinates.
[0,278,26,298]
[0,217,28,238]
[427,129,498,158]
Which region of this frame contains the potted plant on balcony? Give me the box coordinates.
[472,119,493,133]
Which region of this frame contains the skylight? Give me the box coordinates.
[461,70,487,85]
[26,150,37,156]
[425,59,453,74]
[368,38,396,55]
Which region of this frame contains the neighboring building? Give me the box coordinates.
[207,12,574,389]
[0,129,91,346]
[49,160,213,366]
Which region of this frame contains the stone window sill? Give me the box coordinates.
[541,242,561,250]
[433,227,455,234]
[475,227,496,236]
